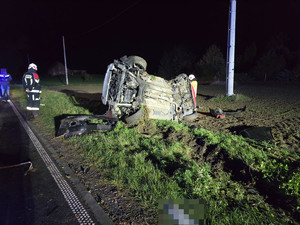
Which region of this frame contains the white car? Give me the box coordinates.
[102,55,198,123]
[57,56,197,138]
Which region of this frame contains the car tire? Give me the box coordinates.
[127,56,147,70]
[183,112,198,121]
[125,108,145,124]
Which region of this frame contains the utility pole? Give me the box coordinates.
[27,54,30,64]
[62,36,69,85]
[226,0,237,96]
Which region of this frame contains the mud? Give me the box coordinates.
[194,82,300,149]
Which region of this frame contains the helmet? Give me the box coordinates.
[189,74,195,80]
[28,63,37,71]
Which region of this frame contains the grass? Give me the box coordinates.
[209,94,251,102]
[11,88,90,136]
[10,86,300,224]
[41,73,104,86]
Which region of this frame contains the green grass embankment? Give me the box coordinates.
[10,87,300,225]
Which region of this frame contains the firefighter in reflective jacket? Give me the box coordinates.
[189,74,197,108]
[22,63,42,119]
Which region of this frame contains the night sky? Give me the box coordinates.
[1,0,300,78]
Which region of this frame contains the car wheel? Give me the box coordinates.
[125,108,145,124]
[127,56,147,70]
[183,112,198,121]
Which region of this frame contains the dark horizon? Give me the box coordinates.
[1,0,300,78]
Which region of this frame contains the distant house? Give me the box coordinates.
[48,62,87,76]
[48,62,71,76]
[71,69,87,75]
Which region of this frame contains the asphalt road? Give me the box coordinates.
[0,100,108,225]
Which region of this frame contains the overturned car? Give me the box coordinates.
[102,55,197,123]
[57,56,197,137]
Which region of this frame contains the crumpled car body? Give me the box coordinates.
[102,55,197,123]
[57,55,197,138]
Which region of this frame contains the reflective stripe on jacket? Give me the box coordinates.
[0,74,12,85]
[22,72,41,92]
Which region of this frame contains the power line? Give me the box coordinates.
[70,0,142,39]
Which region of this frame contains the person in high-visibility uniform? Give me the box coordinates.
[0,69,13,103]
[189,74,197,108]
[22,63,42,119]
[0,69,3,99]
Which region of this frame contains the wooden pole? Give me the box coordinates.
[62,36,69,85]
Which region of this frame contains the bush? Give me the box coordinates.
[158,45,195,79]
[234,72,255,84]
[194,45,226,83]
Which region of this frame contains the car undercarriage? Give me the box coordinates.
[57,56,197,137]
